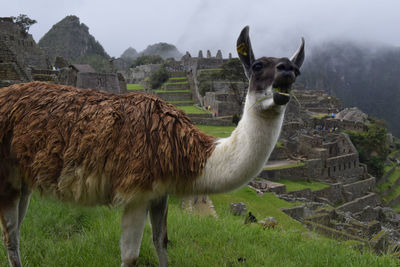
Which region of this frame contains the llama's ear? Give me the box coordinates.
[290,37,305,68]
[237,26,255,79]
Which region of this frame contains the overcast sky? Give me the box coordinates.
[2,0,400,59]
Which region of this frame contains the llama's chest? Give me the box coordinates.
[49,167,113,205]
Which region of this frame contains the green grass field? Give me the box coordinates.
[273,179,330,192]
[1,188,398,266]
[155,89,190,93]
[168,77,187,81]
[127,83,144,90]
[164,81,189,85]
[178,105,210,114]
[196,125,236,138]
[169,100,194,104]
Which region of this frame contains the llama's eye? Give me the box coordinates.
[252,62,263,72]
[276,64,286,71]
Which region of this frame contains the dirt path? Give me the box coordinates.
[264,159,299,168]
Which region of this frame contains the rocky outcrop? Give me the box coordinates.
[38,15,109,62]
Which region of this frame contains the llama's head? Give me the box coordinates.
[237,26,304,115]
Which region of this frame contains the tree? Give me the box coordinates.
[217,58,247,82]
[216,58,248,110]
[346,121,389,177]
[131,55,164,68]
[149,66,169,89]
[13,14,37,36]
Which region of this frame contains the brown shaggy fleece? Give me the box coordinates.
[0,82,215,206]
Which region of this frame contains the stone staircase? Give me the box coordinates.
[154,75,193,105]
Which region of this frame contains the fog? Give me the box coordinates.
[2,0,400,58]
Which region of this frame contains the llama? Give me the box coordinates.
[0,26,304,267]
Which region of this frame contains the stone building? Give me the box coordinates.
[0,17,49,70]
[58,64,127,94]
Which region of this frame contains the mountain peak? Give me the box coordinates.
[38,15,109,62]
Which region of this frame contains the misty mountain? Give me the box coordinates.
[38,15,110,64]
[299,42,400,136]
[120,47,138,60]
[140,42,182,60]
[115,43,183,71]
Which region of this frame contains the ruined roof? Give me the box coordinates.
[335,107,368,123]
[70,64,95,73]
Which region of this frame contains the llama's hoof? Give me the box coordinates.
[273,92,290,105]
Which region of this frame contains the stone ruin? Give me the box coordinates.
[58,64,127,94]
[0,17,48,87]
[0,17,127,95]
[225,85,396,251]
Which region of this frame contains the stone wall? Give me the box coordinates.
[0,18,48,70]
[204,91,243,116]
[343,177,376,200]
[281,122,304,139]
[336,193,380,213]
[313,118,368,132]
[292,89,341,113]
[121,64,161,83]
[76,72,125,94]
[260,164,309,181]
[325,153,363,183]
[313,183,345,205]
[0,63,20,80]
[269,147,288,161]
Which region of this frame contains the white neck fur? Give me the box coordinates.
[192,92,286,194]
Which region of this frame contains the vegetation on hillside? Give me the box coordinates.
[131,55,164,68]
[149,65,169,89]
[346,120,390,177]
[217,58,247,82]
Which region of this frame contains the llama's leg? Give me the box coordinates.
[120,202,148,267]
[0,198,21,267]
[149,195,169,267]
[18,181,32,229]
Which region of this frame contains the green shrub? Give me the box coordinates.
[346,122,389,177]
[149,67,169,89]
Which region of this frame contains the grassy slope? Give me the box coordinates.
[1,190,397,267]
[274,179,330,192]
[196,125,236,138]
[127,83,144,90]
[178,105,210,114]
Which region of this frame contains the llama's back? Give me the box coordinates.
[0,82,215,206]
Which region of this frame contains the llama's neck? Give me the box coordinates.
[192,97,286,194]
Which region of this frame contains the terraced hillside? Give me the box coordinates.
[377,150,400,209]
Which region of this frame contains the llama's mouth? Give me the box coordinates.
[272,87,291,105]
